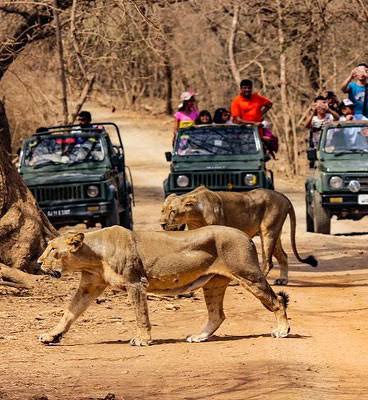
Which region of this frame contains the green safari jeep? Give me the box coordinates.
[163,124,274,196]
[305,120,368,234]
[19,123,134,229]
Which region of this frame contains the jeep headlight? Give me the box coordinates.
[329,176,343,189]
[244,173,257,186]
[176,175,189,187]
[348,180,360,193]
[86,185,99,198]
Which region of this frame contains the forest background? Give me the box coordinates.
[1,0,368,176]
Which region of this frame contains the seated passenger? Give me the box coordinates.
[195,110,212,125]
[305,95,339,148]
[213,108,232,124]
[261,120,278,159]
[339,99,355,121]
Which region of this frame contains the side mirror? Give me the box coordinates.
[165,151,172,162]
[307,148,317,161]
[264,154,271,162]
[307,148,317,168]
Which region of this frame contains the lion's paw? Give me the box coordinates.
[129,337,152,347]
[271,327,290,338]
[38,332,63,345]
[274,278,288,286]
[186,334,209,343]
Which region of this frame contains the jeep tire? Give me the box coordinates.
[305,195,314,232]
[120,197,133,230]
[313,191,331,234]
[102,199,120,227]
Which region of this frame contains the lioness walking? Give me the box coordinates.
[38,226,290,346]
[161,186,317,285]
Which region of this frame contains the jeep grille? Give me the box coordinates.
[343,176,368,190]
[191,172,242,188]
[30,185,84,204]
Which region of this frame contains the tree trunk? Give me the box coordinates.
[54,0,69,124]
[164,59,173,115]
[0,100,58,286]
[276,0,294,175]
[0,100,12,154]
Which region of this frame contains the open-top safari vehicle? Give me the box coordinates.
[306,120,368,234]
[163,123,274,196]
[19,123,134,229]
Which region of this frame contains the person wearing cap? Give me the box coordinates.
[230,79,272,127]
[341,63,368,119]
[173,91,199,140]
[339,99,355,121]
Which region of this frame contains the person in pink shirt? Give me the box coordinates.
[173,91,199,143]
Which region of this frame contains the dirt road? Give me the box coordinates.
[1,106,368,400]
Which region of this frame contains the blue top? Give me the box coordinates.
[348,82,366,115]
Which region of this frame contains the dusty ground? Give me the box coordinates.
[1,106,368,400]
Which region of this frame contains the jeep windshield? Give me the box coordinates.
[22,134,106,168]
[323,125,368,155]
[175,125,259,156]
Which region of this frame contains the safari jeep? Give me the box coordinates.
[19,123,134,229]
[163,124,273,196]
[305,120,368,234]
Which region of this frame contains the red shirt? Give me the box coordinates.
[231,93,272,123]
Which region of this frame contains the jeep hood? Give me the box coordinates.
[321,158,368,173]
[171,160,262,172]
[22,169,110,185]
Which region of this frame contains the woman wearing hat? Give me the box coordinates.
[173,91,199,144]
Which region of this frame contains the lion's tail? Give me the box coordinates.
[287,197,318,268]
[278,291,290,309]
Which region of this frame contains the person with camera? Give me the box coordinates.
[305,96,339,148]
[341,63,368,119]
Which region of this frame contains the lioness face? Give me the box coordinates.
[160,195,185,231]
[38,233,85,277]
[161,195,202,230]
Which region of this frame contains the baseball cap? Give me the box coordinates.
[178,91,197,109]
[342,99,354,107]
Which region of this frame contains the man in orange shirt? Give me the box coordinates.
[231,79,272,124]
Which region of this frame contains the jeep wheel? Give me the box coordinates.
[101,200,120,227]
[313,192,331,234]
[120,198,133,230]
[305,196,314,232]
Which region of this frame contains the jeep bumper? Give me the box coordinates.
[321,193,368,217]
[42,201,115,224]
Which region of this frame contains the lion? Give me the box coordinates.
[37,225,290,346]
[160,186,317,285]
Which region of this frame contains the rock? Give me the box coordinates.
[165,303,180,311]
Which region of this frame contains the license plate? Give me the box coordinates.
[358,194,368,205]
[47,209,71,217]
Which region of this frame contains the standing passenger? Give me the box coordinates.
[305,96,339,148]
[231,79,272,127]
[341,63,368,119]
[173,91,199,144]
